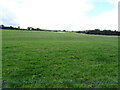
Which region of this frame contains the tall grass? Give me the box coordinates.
[2,30,118,88]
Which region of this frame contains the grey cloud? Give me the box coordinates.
[0,6,19,26]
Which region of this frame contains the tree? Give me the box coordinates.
[10,26,13,29]
[27,27,33,30]
[18,26,20,30]
[0,25,4,29]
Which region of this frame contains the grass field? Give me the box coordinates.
[2,30,118,88]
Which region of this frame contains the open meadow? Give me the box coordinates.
[2,30,118,88]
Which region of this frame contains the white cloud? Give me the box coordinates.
[84,9,118,30]
[0,0,118,30]
[85,0,118,30]
[17,0,94,30]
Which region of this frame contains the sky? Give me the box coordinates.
[0,0,119,31]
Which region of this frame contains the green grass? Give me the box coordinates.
[2,30,118,88]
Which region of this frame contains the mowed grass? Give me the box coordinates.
[2,30,118,88]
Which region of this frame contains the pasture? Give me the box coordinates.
[2,30,118,88]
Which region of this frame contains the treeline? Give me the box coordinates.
[1,25,119,35]
[0,25,21,30]
[0,25,61,32]
[76,29,119,36]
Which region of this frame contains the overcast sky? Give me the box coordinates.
[0,0,118,31]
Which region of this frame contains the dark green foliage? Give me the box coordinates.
[1,25,61,32]
[77,29,119,36]
[1,25,119,36]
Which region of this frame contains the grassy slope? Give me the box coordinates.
[2,30,118,88]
